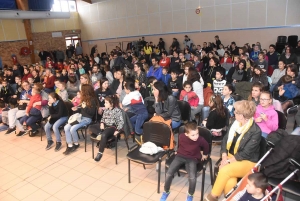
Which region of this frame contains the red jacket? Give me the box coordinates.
[159,57,171,68]
[22,73,33,82]
[179,90,199,107]
[44,75,56,89]
[220,57,233,64]
[26,94,42,114]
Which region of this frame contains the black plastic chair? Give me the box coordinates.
[287,105,299,131]
[127,122,172,193]
[232,94,243,101]
[276,110,287,130]
[165,126,213,201]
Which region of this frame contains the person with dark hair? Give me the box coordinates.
[280,45,298,65]
[222,84,235,117]
[91,65,103,85]
[169,50,180,73]
[214,35,222,49]
[270,60,286,92]
[254,52,268,72]
[92,95,124,162]
[267,44,279,69]
[168,69,182,97]
[110,69,125,96]
[180,81,199,110]
[95,78,112,115]
[133,63,146,87]
[212,68,226,95]
[63,84,98,155]
[250,45,260,62]
[0,80,13,104]
[204,57,225,85]
[45,92,69,151]
[153,81,181,129]
[232,60,248,84]
[43,68,56,93]
[147,57,163,81]
[171,38,180,50]
[158,38,165,50]
[66,74,80,99]
[251,65,269,90]
[230,42,239,56]
[159,50,170,68]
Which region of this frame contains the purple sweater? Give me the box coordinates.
[177,134,209,160]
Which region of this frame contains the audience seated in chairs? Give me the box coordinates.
[222,84,235,118]
[63,84,97,155]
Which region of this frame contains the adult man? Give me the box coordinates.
[147,57,163,81]
[90,45,97,57]
[91,65,103,85]
[214,35,222,49]
[38,49,49,66]
[183,35,193,50]
[56,47,65,62]
[267,44,279,69]
[230,42,239,56]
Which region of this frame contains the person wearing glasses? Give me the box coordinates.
[280,45,298,65]
[205,100,261,201]
[254,91,278,138]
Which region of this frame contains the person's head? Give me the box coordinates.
[2,80,7,87]
[104,95,119,109]
[162,67,168,75]
[80,84,97,107]
[237,60,246,70]
[22,81,30,91]
[114,69,125,80]
[183,81,192,93]
[187,67,200,83]
[239,48,244,55]
[151,57,159,66]
[31,69,38,77]
[124,81,135,94]
[246,173,268,196]
[31,87,41,96]
[48,92,62,103]
[15,76,21,84]
[184,122,199,141]
[147,76,157,86]
[224,51,230,58]
[222,84,234,96]
[57,81,66,91]
[259,91,273,108]
[56,71,61,78]
[45,68,52,76]
[233,55,240,63]
[76,91,81,98]
[209,57,219,67]
[170,69,178,80]
[28,77,34,84]
[234,100,256,122]
[209,95,226,117]
[173,50,179,58]
[143,63,149,72]
[250,82,263,100]
[285,45,292,54]
[278,60,285,70]
[215,69,224,80]
[134,63,143,72]
[269,44,276,53]
[254,45,259,52]
[153,81,169,102]
[253,66,264,76]
[214,35,219,40]
[184,62,193,75]
[203,42,207,47]
[258,52,265,60]
[92,65,98,73]
[286,64,298,78]
[161,50,168,58]
[24,67,29,75]
[179,51,185,60]
[54,79,60,88]
[99,77,109,92]
[281,75,293,84]
[80,74,91,85]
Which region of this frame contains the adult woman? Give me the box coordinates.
[204,57,224,85]
[280,46,298,65]
[187,68,204,120]
[79,74,92,90]
[103,64,113,85]
[31,70,41,83]
[66,74,80,99]
[63,84,97,155]
[21,67,32,82]
[231,60,248,85]
[205,100,261,201]
[95,78,112,115]
[184,48,191,60]
[251,65,269,90]
[43,68,55,93]
[144,42,152,64]
[133,62,146,87]
[45,92,69,151]
[153,81,181,129]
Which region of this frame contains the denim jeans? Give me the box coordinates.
[130,112,149,134]
[261,132,268,138]
[202,106,210,121]
[164,155,198,195]
[64,117,92,144]
[45,116,68,142]
[171,120,181,129]
[19,112,42,132]
[191,105,203,120]
[172,91,179,97]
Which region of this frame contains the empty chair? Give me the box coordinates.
[288,35,298,48]
[277,36,287,44]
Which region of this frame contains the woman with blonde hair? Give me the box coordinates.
[205,100,261,201]
[79,74,92,90]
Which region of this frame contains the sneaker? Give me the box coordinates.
[46,140,54,150]
[5,127,16,135]
[54,142,62,151]
[186,193,193,201]
[73,144,80,151]
[29,130,39,137]
[16,131,27,137]
[160,192,170,201]
[63,146,75,155]
[94,152,103,162]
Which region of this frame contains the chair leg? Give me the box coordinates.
[157,161,161,193]
[201,168,206,201]
[77,131,81,139]
[85,131,87,152]
[40,124,43,141]
[115,138,118,165]
[92,140,94,159]
[143,164,146,169]
[124,136,130,150]
[209,159,214,185]
[128,159,131,183]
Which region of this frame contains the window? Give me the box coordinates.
[51,0,76,12]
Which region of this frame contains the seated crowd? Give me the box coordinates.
[0,35,300,201]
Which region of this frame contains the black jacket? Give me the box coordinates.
[221,122,261,163]
[110,79,124,95]
[77,99,97,119]
[154,95,181,122]
[49,100,68,124]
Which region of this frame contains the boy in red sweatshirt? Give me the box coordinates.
[17,88,42,137]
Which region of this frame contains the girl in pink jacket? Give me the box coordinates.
[254,91,278,138]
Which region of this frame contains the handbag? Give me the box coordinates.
[68,113,82,126]
[18,103,27,110]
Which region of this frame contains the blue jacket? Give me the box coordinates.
[147,66,163,81]
[283,83,298,99]
[161,74,171,86]
[250,51,260,61]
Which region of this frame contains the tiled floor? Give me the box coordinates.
[0,129,221,201]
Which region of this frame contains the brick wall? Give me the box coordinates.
[0,29,81,67]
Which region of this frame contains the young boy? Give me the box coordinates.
[212,69,227,95]
[0,80,13,104]
[27,77,34,87]
[168,69,182,97]
[232,172,268,201]
[142,76,157,99]
[57,82,68,101]
[161,68,171,86]
[122,82,148,135]
[160,122,209,201]
[255,52,268,72]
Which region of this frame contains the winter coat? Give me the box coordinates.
[254,105,278,134]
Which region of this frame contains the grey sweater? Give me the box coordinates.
[255,59,268,71]
[271,69,286,84]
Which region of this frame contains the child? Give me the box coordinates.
[71,91,81,107]
[160,122,208,201]
[254,52,268,72]
[95,78,113,114]
[0,80,13,104]
[28,77,34,87]
[54,79,60,94]
[270,61,286,92]
[222,84,235,118]
[57,81,68,101]
[212,69,227,95]
[179,81,199,120]
[232,172,268,201]
[168,69,182,97]
[17,87,42,137]
[161,68,171,86]
[142,76,157,99]
[252,65,269,90]
[254,91,278,138]
[232,60,248,85]
[122,82,148,135]
[278,75,299,101]
[60,69,68,83]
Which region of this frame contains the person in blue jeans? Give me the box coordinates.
[160,122,209,201]
[122,82,149,135]
[153,81,181,129]
[63,84,97,155]
[45,93,69,151]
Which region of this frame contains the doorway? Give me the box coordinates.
[65,35,81,48]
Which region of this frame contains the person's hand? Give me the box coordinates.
[114,131,119,136]
[124,108,128,111]
[172,89,179,92]
[255,117,262,123]
[260,113,268,121]
[32,102,37,107]
[262,69,266,72]
[100,123,104,130]
[202,120,207,127]
[278,85,283,91]
[12,95,17,98]
[142,83,146,88]
[71,107,78,111]
[26,113,29,116]
[202,155,208,161]
[98,107,103,115]
[292,81,295,84]
[233,79,236,83]
[153,113,156,116]
[279,89,285,96]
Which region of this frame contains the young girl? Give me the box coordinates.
[93,95,124,162]
[95,78,113,115]
[270,61,286,92]
[179,81,199,119]
[231,60,248,85]
[202,95,227,136]
[71,91,81,107]
[254,91,278,138]
[222,84,235,118]
[63,84,98,155]
[251,65,269,90]
[45,93,69,151]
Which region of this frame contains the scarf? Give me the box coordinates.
[226,118,253,155]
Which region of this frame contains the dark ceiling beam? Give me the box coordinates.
[82,0,92,4]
